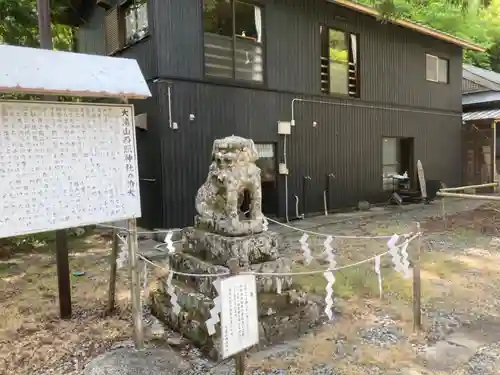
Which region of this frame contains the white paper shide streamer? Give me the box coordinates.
[388,234,411,279]
[300,233,313,265]
[164,231,175,253]
[166,271,181,315]
[262,216,269,232]
[374,255,383,298]
[399,236,411,279]
[205,279,222,336]
[322,236,336,270]
[323,271,335,320]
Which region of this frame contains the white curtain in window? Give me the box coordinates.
[254,6,262,43]
[252,6,263,81]
[350,34,357,65]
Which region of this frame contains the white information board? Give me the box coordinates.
[220,274,259,359]
[0,101,141,239]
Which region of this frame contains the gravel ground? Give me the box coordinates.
[4,199,500,375]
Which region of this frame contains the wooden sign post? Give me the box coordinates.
[0,43,151,348]
[220,258,259,375]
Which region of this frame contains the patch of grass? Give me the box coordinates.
[420,252,470,279]
[0,261,20,276]
[291,262,413,301]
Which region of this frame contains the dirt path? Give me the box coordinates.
[242,200,500,375]
[2,199,500,374]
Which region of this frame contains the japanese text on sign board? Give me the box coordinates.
[0,101,141,238]
[220,274,259,359]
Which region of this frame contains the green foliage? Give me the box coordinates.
[0,0,73,50]
[358,0,500,71]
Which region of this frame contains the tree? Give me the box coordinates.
[0,0,73,50]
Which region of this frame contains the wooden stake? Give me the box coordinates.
[128,218,144,349]
[37,0,72,320]
[412,222,422,332]
[228,258,245,375]
[106,228,119,314]
[55,229,72,319]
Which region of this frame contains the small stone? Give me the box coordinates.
[166,336,187,347]
[357,201,371,211]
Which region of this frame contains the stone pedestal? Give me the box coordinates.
[150,136,322,360]
[150,231,321,360]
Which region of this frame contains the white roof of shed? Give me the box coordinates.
[463,109,500,121]
[0,44,151,99]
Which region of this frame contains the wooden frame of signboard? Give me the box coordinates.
[0,44,151,349]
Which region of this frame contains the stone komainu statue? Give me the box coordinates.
[194,135,265,236]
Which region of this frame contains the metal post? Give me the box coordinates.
[493,120,498,192]
[228,258,245,375]
[302,176,311,217]
[37,0,72,320]
[127,218,144,349]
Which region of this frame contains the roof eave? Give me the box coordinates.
[329,0,486,52]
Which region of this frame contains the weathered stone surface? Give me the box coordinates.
[151,287,322,361]
[194,136,265,236]
[83,348,191,375]
[168,252,228,297]
[183,227,279,267]
[250,258,293,293]
[151,290,217,355]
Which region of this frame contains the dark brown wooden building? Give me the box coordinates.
[462,64,500,189]
[62,0,484,229]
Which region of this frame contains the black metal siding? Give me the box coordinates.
[158,80,462,227]
[75,0,464,228]
[152,0,462,111]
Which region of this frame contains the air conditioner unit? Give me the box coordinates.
[135,113,148,131]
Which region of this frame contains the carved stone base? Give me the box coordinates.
[182,227,279,267]
[194,215,264,237]
[150,283,323,360]
[169,252,293,296]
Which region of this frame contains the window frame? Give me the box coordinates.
[320,25,360,98]
[104,0,150,56]
[254,142,277,183]
[201,0,267,86]
[425,53,449,84]
[382,137,400,191]
[122,0,149,46]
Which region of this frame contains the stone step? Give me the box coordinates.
[150,284,323,361]
[169,251,293,296]
[169,252,228,298]
[182,227,280,267]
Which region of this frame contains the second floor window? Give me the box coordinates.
[203,0,264,83]
[104,0,149,55]
[124,0,149,45]
[320,26,359,97]
[426,54,448,83]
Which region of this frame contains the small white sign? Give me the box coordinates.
[220,274,259,359]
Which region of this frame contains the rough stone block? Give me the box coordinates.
[151,287,323,361]
[168,252,228,297]
[194,214,265,237]
[182,227,279,267]
[250,258,293,293]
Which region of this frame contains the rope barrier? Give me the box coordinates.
[265,216,411,239]
[99,216,414,240]
[136,233,421,278]
[95,223,182,235]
